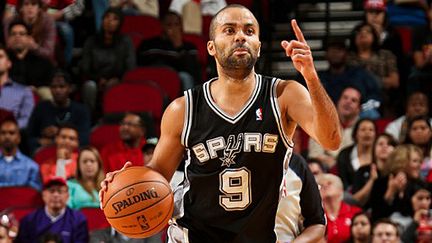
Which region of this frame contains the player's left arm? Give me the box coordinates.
[280,19,341,151]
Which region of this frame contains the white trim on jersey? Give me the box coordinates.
[181,90,193,147]
[203,74,262,124]
[270,78,294,149]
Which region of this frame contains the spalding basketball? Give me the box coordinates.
[102,166,174,238]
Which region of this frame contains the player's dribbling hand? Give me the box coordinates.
[99,161,133,209]
[281,19,316,80]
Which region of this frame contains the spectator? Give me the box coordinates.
[67,146,104,209]
[80,7,135,112]
[137,11,201,89]
[39,124,79,183]
[317,173,362,243]
[370,144,423,221]
[307,159,326,180]
[15,176,89,243]
[371,218,401,243]
[6,19,54,100]
[308,87,361,169]
[0,119,41,190]
[101,113,146,173]
[0,44,34,129]
[109,0,159,17]
[385,91,431,142]
[318,37,381,116]
[347,212,372,243]
[348,22,399,118]
[27,69,90,154]
[44,0,84,65]
[400,180,432,243]
[0,224,12,243]
[336,118,377,191]
[403,115,432,178]
[4,0,56,62]
[352,133,397,207]
[410,34,432,94]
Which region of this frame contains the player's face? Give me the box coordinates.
[208,7,261,70]
[79,150,99,179]
[43,185,69,212]
[372,223,399,243]
[351,214,371,242]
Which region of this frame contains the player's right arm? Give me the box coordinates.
[99,97,186,207]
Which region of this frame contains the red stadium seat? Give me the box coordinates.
[33,145,57,165]
[0,187,43,212]
[121,15,162,41]
[80,207,110,232]
[90,124,121,151]
[123,67,181,101]
[375,118,393,135]
[11,206,38,222]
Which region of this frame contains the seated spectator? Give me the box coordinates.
[101,113,146,173]
[336,118,377,191]
[308,87,361,169]
[0,212,18,243]
[3,0,56,62]
[0,44,34,129]
[137,11,201,89]
[317,173,362,243]
[399,180,432,243]
[39,124,79,183]
[44,0,84,65]
[0,224,13,243]
[15,176,89,243]
[403,115,432,179]
[348,22,399,118]
[6,19,54,100]
[27,69,90,154]
[307,159,326,180]
[371,218,401,243]
[109,0,159,17]
[385,91,431,142]
[0,119,41,190]
[410,34,432,94]
[370,144,423,221]
[80,7,135,112]
[318,37,381,116]
[67,146,104,210]
[352,133,397,208]
[347,212,372,243]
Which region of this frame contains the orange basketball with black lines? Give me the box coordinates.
[102,166,174,238]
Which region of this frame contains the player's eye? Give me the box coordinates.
[224,27,235,34]
[246,28,254,35]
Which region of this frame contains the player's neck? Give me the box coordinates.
[217,66,255,83]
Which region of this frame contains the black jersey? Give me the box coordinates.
[174,74,293,243]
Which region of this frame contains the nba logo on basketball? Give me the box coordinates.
[137,215,150,230]
[256,108,263,121]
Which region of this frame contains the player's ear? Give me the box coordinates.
[207,40,216,56]
[257,41,261,57]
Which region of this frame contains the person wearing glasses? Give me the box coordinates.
[15,176,88,243]
[100,113,147,173]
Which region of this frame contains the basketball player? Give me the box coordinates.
[100,4,342,242]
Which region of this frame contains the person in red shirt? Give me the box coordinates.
[100,112,146,173]
[317,173,362,243]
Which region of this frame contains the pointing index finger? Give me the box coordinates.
[291,19,307,43]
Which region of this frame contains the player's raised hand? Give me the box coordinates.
[99,161,133,208]
[281,19,316,79]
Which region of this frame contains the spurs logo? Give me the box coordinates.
[220,134,243,167]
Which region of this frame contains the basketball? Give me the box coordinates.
[102,166,174,238]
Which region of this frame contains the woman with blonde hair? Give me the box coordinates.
[67,146,105,209]
[370,144,424,221]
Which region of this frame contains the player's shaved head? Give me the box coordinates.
[209,4,259,41]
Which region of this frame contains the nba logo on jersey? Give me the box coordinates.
[256,108,263,121]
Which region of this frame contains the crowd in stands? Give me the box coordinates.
[0,0,431,242]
